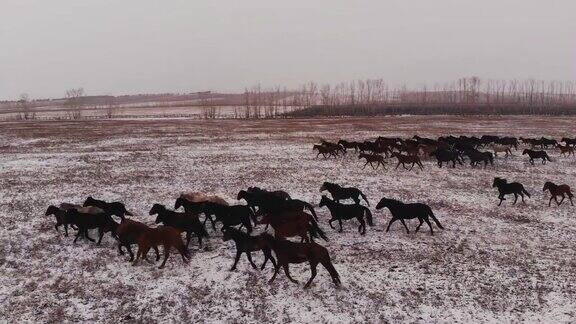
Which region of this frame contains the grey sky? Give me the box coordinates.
[1,0,575,100]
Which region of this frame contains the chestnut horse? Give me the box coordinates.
[132,226,190,269]
[543,182,574,206]
[260,233,341,289]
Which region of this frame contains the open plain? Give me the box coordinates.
[1,116,575,322]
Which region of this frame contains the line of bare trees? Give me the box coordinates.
[286,77,576,117]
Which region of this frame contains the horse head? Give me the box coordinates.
[83,196,96,207]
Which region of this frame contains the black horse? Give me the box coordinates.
[522,149,551,165]
[175,198,254,233]
[464,149,494,168]
[430,149,463,168]
[492,177,531,206]
[83,197,133,219]
[318,196,373,235]
[150,204,208,247]
[320,182,370,206]
[66,208,119,244]
[376,198,443,235]
[221,227,276,271]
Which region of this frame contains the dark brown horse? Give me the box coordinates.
[313,144,338,159]
[260,233,341,289]
[556,144,575,157]
[391,152,424,171]
[260,210,327,242]
[543,182,574,206]
[358,153,387,170]
[222,227,276,271]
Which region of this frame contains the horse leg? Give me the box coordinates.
[363,161,369,169]
[328,218,335,229]
[159,245,170,269]
[513,193,518,205]
[498,196,504,206]
[569,195,574,206]
[64,224,69,237]
[419,161,424,170]
[557,194,564,206]
[357,216,366,235]
[96,228,105,245]
[548,196,554,207]
[304,261,318,289]
[246,252,258,270]
[399,219,410,234]
[73,229,82,243]
[415,219,424,233]
[229,250,241,271]
[152,246,160,261]
[283,264,299,284]
[395,162,400,170]
[424,217,434,235]
[338,219,343,232]
[185,231,192,247]
[268,263,281,284]
[385,218,397,232]
[408,163,414,171]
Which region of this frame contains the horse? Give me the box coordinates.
[376,198,443,235]
[313,144,338,159]
[463,149,494,168]
[116,218,160,262]
[175,198,254,232]
[488,144,513,158]
[540,137,558,148]
[492,177,531,206]
[132,226,190,269]
[150,204,208,248]
[247,187,291,201]
[221,227,276,271]
[338,140,360,152]
[260,210,328,242]
[318,196,373,235]
[66,208,119,244]
[320,182,370,206]
[430,149,462,168]
[390,152,424,171]
[556,144,575,157]
[83,196,132,219]
[260,233,341,289]
[522,149,551,165]
[320,140,346,155]
[179,192,229,206]
[45,203,81,236]
[358,153,387,170]
[543,182,574,206]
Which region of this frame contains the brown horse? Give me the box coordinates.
[556,144,575,157]
[133,226,190,269]
[391,152,424,171]
[358,153,387,170]
[543,182,574,206]
[260,210,327,242]
[116,218,160,262]
[260,233,341,289]
[313,144,339,159]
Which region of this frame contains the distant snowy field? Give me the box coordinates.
[1,116,575,322]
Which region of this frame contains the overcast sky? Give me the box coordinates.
[1,0,575,100]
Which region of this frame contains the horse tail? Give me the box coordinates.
[359,191,370,206]
[427,206,444,229]
[309,217,328,241]
[320,258,341,286]
[363,207,374,226]
[303,202,318,221]
[522,186,531,198]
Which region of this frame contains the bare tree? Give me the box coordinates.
[104,96,118,118]
[17,93,35,120]
[65,88,85,119]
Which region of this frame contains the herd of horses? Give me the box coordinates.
[314,135,575,169]
[43,134,574,288]
[45,184,448,288]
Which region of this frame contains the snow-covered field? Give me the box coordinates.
[1,116,575,322]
